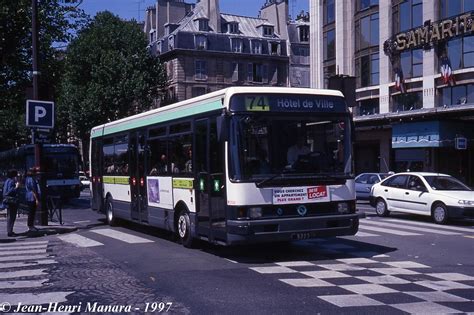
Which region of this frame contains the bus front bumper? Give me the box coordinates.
[226,213,359,245]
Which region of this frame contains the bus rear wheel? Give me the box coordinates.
[106,196,118,226]
[177,211,195,248]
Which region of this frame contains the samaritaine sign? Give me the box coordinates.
[384,11,474,57]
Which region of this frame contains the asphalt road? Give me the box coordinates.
[1,192,473,314]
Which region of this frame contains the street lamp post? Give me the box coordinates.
[32,0,48,226]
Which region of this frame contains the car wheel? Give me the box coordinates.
[375,198,389,217]
[432,203,448,225]
[106,196,118,226]
[177,211,195,248]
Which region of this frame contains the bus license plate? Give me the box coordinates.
[292,232,315,240]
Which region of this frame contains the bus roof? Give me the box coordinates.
[91,87,345,138]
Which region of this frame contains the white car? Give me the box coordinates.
[370,172,474,224]
[79,175,90,191]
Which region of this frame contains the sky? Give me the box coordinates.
[79,0,309,22]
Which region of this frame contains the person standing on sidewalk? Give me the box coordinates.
[3,169,20,237]
[25,167,40,233]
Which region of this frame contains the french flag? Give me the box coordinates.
[440,55,456,86]
[394,67,406,94]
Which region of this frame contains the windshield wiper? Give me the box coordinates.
[256,173,285,188]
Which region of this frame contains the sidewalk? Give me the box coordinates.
[0,209,78,242]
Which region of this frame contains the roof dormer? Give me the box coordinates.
[257,22,274,37]
[194,17,209,32]
[227,21,239,34]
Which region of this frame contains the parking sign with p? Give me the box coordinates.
[26,100,54,129]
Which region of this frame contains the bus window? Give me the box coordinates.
[103,139,115,175]
[114,135,128,176]
[147,138,168,175]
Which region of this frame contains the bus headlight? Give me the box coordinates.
[337,203,349,214]
[249,207,263,218]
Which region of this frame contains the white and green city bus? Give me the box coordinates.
[90,87,359,247]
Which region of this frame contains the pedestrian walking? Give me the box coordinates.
[25,167,40,232]
[2,169,20,237]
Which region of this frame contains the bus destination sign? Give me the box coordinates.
[231,94,347,113]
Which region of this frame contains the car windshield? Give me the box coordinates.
[423,176,472,191]
[229,114,352,181]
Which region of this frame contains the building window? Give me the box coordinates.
[439,84,474,106]
[323,0,335,25]
[231,38,243,53]
[168,36,175,50]
[149,31,155,43]
[263,26,274,37]
[323,29,335,61]
[444,35,474,70]
[392,91,423,112]
[356,53,380,87]
[400,49,423,78]
[355,98,379,116]
[252,40,262,54]
[197,19,209,31]
[228,23,239,34]
[195,60,207,80]
[192,87,207,97]
[299,26,309,42]
[392,0,422,34]
[269,42,280,55]
[356,13,379,51]
[323,64,336,88]
[440,0,474,19]
[195,35,207,50]
[247,63,267,83]
[357,0,378,11]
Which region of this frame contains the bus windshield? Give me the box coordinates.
[43,153,79,179]
[230,114,352,182]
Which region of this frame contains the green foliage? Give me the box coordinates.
[58,11,167,142]
[0,0,88,150]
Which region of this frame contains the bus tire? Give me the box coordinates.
[177,211,195,248]
[375,198,389,217]
[106,196,118,226]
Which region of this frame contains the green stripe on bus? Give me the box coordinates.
[92,100,222,138]
[103,176,130,185]
[173,178,193,189]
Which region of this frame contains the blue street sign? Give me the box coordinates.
[455,137,467,150]
[26,100,54,129]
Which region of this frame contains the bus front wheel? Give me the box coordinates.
[177,211,195,248]
[106,196,118,226]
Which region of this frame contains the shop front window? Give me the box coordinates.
[355,98,379,116]
[439,84,474,106]
[323,29,335,61]
[393,0,422,34]
[392,91,423,112]
[440,0,474,19]
[400,49,423,78]
[445,35,474,70]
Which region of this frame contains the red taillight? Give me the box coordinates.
[98,177,101,183]
[132,177,137,186]
[92,177,96,183]
[140,177,144,187]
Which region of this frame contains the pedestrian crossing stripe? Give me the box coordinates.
[361,220,460,235]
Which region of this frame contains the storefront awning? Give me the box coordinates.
[392,121,470,148]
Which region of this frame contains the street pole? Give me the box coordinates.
[32,0,48,226]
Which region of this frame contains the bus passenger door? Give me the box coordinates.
[130,131,148,222]
[195,118,226,243]
[91,139,103,211]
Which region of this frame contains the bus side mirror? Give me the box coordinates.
[217,116,229,142]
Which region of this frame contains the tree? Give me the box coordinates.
[58,11,167,158]
[0,0,88,150]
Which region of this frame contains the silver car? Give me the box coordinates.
[355,173,390,200]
